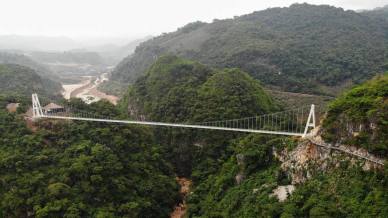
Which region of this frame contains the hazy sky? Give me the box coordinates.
[1,0,387,39]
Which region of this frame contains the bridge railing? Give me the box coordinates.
[196,105,317,136]
[32,93,319,137]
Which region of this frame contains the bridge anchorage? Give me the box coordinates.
[32,93,317,137]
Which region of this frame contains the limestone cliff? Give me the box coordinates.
[274,132,385,185]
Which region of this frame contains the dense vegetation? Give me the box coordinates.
[0,54,387,217]
[0,52,59,81]
[322,73,388,157]
[364,5,388,22]
[124,55,278,177]
[0,97,179,217]
[2,7,388,214]
[112,3,388,95]
[186,74,388,217]
[187,135,388,217]
[0,63,62,99]
[127,55,277,122]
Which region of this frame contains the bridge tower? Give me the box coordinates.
[302,104,316,138]
[31,93,44,119]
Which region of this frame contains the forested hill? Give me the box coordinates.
[0,98,179,217]
[0,64,62,98]
[0,52,59,81]
[186,73,388,218]
[124,55,277,123]
[363,5,388,22]
[112,3,388,95]
[123,55,278,176]
[322,73,388,157]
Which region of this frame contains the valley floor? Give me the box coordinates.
[61,73,119,105]
[171,177,192,218]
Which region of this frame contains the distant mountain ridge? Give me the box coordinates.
[112,3,388,95]
[370,5,388,12]
[0,52,59,81]
[0,64,62,98]
[28,51,105,66]
[0,35,152,64]
[363,4,388,22]
[72,36,153,65]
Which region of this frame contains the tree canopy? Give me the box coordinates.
[0,63,62,99]
[112,3,388,95]
[322,73,388,157]
[0,98,179,217]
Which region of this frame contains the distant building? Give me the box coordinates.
[43,103,65,114]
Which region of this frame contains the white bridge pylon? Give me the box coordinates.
[31,93,316,137]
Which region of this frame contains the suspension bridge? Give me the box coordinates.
[32,93,317,137]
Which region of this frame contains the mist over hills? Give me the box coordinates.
[363,4,388,22]
[0,35,152,68]
[0,63,62,98]
[112,3,388,95]
[0,52,60,81]
[371,5,388,12]
[71,36,152,65]
[0,35,81,51]
[0,51,105,82]
[28,51,105,66]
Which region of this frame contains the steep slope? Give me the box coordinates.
[0,52,59,81]
[123,55,278,179]
[0,99,179,217]
[322,73,388,157]
[125,55,277,123]
[0,64,62,98]
[363,5,388,22]
[187,135,387,217]
[186,74,388,217]
[112,3,388,95]
[193,68,276,122]
[84,36,153,65]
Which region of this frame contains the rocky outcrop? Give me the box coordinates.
[235,154,245,185]
[274,133,385,184]
[271,185,296,202]
[310,133,385,166]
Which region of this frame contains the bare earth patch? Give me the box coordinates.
[61,74,119,105]
[87,87,119,105]
[171,177,192,218]
[6,103,19,112]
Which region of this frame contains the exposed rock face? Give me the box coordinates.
[6,103,19,112]
[312,132,385,165]
[271,185,296,202]
[235,153,245,185]
[274,137,384,184]
[127,99,146,121]
[235,173,245,185]
[236,154,245,166]
[274,141,322,184]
